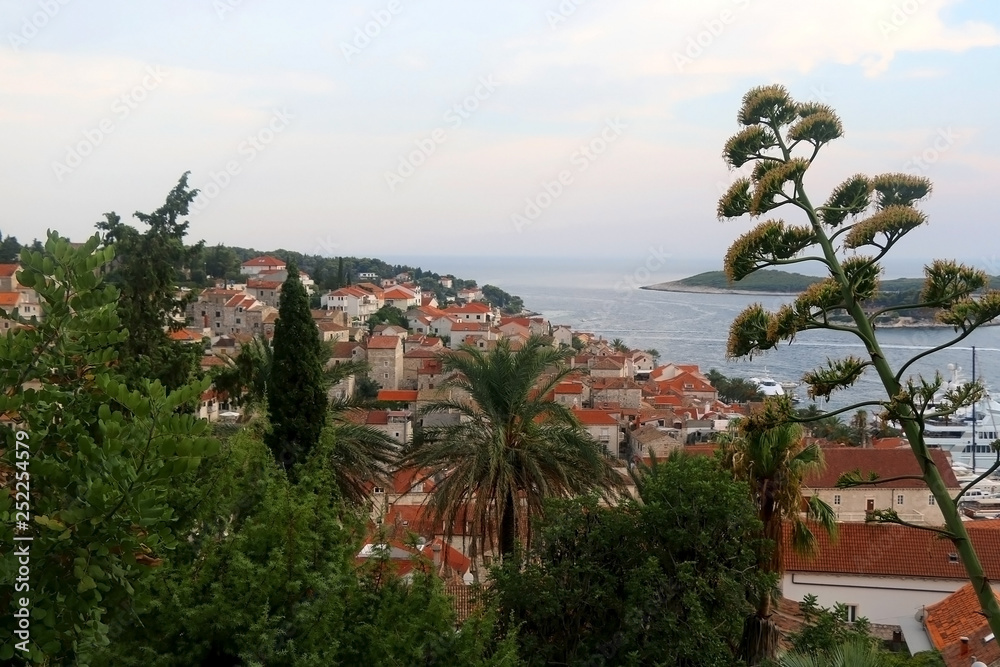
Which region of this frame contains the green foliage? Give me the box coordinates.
[707,369,762,403]
[786,595,876,657]
[0,233,218,664]
[266,263,328,473]
[481,284,524,315]
[93,426,516,666]
[367,304,409,331]
[717,83,1000,643]
[402,336,623,558]
[0,231,21,263]
[96,174,204,391]
[490,453,770,666]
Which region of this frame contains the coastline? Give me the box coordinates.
[640,282,802,297]
[640,281,996,329]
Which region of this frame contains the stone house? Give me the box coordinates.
[367,335,403,390]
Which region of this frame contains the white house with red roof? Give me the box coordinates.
[322,286,381,324]
[444,301,494,323]
[781,521,1000,654]
[573,408,624,456]
[240,255,286,276]
[456,286,483,302]
[383,285,420,310]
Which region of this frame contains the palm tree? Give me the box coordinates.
[779,640,885,667]
[211,335,273,414]
[719,422,837,665]
[319,404,398,505]
[400,335,623,559]
[610,338,628,353]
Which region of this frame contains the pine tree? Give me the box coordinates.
[266,262,328,472]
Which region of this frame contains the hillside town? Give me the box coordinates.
[6,245,1000,663]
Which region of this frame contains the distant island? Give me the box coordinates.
[643,269,821,296]
[643,269,1000,327]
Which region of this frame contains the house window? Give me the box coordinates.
[384,361,389,367]
[845,605,858,623]
[235,318,241,324]
[833,495,841,505]
[383,373,389,379]
[928,495,935,505]
[394,432,400,438]
[215,311,221,317]
[897,494,904,505]
[373,487,384,494]
[949,553,959,563]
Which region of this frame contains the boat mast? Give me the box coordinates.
[973,346,977,473]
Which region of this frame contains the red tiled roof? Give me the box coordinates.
[331,342,363,358]
[555,382,584,394]
[241,255,285,267]
[379,390,419,402]
[872,436,908,449]
[0,264,19,278]
[804,448,959,489]
[783,521,1000,580]
[247,279,282,290]
[367,335,400,350]
[366,410,389,425]
[445,302,491,314]
[0,292,22,306]
[199,356,226,368]
[924,584,1000,651]
[317,321,348,332]
[572,409,618,426]
[168,328,202,342]
[383,287,416,300]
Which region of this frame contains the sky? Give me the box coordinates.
[2,0,999,272]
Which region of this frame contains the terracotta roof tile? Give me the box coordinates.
[784,521,1000,580]
[0,292,22,306]
[241,255,285,267]
[805,448,959,489]
[0,264,19,278]
[572,409,618,426]
[378,390,419,402]
[367,335,400,350]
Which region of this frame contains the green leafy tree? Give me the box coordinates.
[719,422,837,663]
[203,243,240,282]
[644,348,660,364]
[93,425,517,666]
[0,232,21,263]
[367,304,409,333]
[0,233,217,664]
[266,263,328,473]
[401,336,623,559]
[96,173,204,390]
[708,368,765,403]
[717,84,1000,637]
[491,453,771,666]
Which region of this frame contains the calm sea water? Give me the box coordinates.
[403,255,1000,412]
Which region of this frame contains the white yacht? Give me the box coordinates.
[749,370,785,397]
[918,363,1000,474]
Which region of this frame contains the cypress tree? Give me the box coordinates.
[266,262,328,473]
[336,256,345,289]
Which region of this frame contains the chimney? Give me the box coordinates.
[431,541,442,569]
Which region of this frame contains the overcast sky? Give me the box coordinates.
[2,0,998,268]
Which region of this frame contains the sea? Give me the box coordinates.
[395,255,1000,413]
